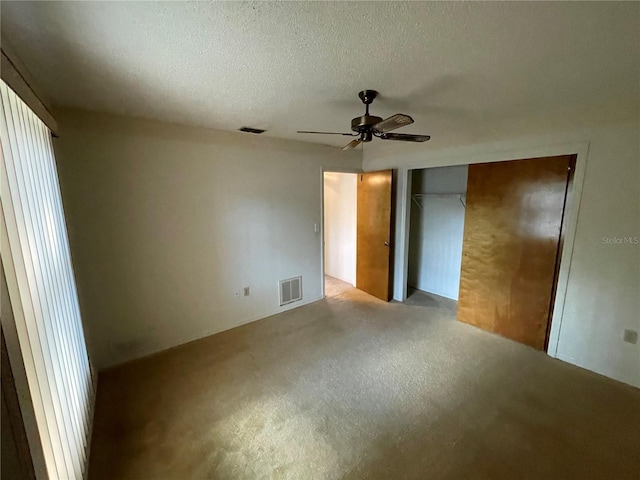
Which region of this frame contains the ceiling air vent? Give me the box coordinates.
[279,276,302,306]
[239,126,266,134]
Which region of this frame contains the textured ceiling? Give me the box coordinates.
[2,1,638,149]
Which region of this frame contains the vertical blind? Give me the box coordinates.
[0,81,93,479]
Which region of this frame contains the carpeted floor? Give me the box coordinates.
[324,275,354,297]
[402,287,458,313]
[89,288,640,480]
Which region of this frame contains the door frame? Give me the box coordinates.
[320,166,362,298]
[395,142,589,358]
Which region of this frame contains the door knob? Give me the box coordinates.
[384,241,389,246]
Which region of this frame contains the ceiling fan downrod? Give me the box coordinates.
[351,90,383,142]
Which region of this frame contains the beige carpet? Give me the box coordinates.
[89,289,640,480]
[324,275,354,297]
[402,287,457,313]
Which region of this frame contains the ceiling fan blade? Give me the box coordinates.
[372,114,414,133]
[297,130,357,136]
[342,138,362,151]
[379,133,431,143]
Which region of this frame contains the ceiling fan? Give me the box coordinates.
[297,90,430,150]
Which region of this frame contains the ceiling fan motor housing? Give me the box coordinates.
[351,115,383,141]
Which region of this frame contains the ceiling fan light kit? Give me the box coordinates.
[297,89,431,150]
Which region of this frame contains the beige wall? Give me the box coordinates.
[365,121,640,388]
[53,109,360,368]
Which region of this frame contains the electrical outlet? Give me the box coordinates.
[243,286,250,297]
[623,329,638,345]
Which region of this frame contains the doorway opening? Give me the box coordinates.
[406,155,576,352]
[323,172,357,298]
[322,169,395,301]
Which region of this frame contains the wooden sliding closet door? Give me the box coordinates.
[457,156,573,350]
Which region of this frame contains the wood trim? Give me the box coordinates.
[0,40,57,135]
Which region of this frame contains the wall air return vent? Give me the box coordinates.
[279,276,302,306]
[238,126,266,134]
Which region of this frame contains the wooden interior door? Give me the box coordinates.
[356,170,393,301]
[457,156,573,350]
